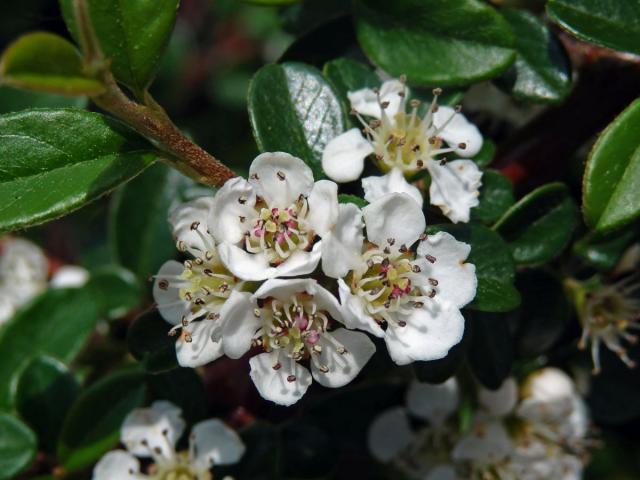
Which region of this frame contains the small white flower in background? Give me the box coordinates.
[323,193,476,365]
[321,78,483,223]
[153,197,245,368]
[93,401,244,480]
[220,277,376,406]
[209,152,340,281]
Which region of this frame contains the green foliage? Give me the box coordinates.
[87,266,143,319]
[353,0,516,86]
[0,413,37,479]
[470,169,515,225]
[583,98,640,232]
[0,86,86,113]
[573,227,639,271]
[470,139,496,168]
[0,109,156,233]
[147,368,208,425]
[127,311,178,373]
[248,62,345,179]
[338,194,368,208]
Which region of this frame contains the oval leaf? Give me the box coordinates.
[573,227,639,271]
[0,86,86,114]
[583,98,640,232]
[87,266,143,319]
[0,108,156,233]
[127,311,178,374]
[470,169,515,225]
[494,183,579,266]
[248,62,345,179]
[0,32,104,96]
[353,0,516,86]
[0,414,37,480]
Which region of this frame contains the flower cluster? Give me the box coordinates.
[368,368,590,480]
[153,149,477,405]
[93,401,244,480]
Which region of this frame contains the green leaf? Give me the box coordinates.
[242,0,299,4]
[58,370,147,471]
[127,311,177,374]
[0,413,37,480]
[494,183,579,266]
[14,356,79,452]
[427,223,520,312]
[470,169,515,225]
[470,138,495,168]
[248,62,345,179]
[583,98,640,232]
[0,287,99,410]
[147,368,207,425]
[110,164,198,282]
[0,86,86,114]
[468,311,513,389]
[0,32,104,96]
[0,108,156,233]
[338,194,368,208]
[59,0,180,94]
[353,0,516,86]
[496,9,571,103]
[573,227,639,271]
[87,266,142,319]
[547,0,640,56]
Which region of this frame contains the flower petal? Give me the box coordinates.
[121,400,185,459]
[249,152,314,208]
[367,407,413,462]
[176,319,224,367]
[93,450,139,480]
[432,106,483,157]
[322,129,373,183]
[169,196,217,254]
[221,291,260,359]
[272,241,323,278]
[426,465,458,480]
[426,160,482,223]
[217,243,275,281]
[50,266,89,288]
[452,420,512,463]
[478,377,518,417]
[348,79,407,120]
[210,177,258,245]
[362,168,423,207]
[190,419,245,468]
[306,179,339,237]
[406,378,459,426]
[249,351,312,406]
[311,328,375,388]
[153,260,190,326]
[321,203,365,279]
[338,279,385,338]
[363,193,425,248]
[416,231,476,309]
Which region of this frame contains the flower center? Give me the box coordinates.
[244,195,314,265]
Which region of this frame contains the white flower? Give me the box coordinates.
[209,152,339,281]
[220,277,375,406]
[321,79,483,223]
[324,193,476,365]
[93,401,244,480]
[50,265,90,289]
[153,197,244,368]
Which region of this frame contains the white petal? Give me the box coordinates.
[478,377,518,417]
[169,196,217,253]
[0,294,16,325]
[311,329,375,388]
[176,319,224,367]
[452,420,512,462]
[50,266,89,288]
[426,465,458,480]
[221,291,260,359]
[249,351,312,406]
[306,179,339,237]
[217,243,275,281]
[426,160,482,223]
[517,367,577,423]
[406,378,459,426]
[153,260,190,326]
[0,238,48,284]
[338,279,385,337]
[121,400,185,459]
[190,419,245,468]
[384,303,465,365]
[348,79,407,120]
[93,450,139,480]
[362,168,423,207]
[249,152,314,208]
[321,203,365,279]
[322,129,373,183]
[416,232,477,309]
[432,106,483,157]
[272,241,322,278]
[210,177,258,245]
[367,407,413,462]
[363,193,425,248]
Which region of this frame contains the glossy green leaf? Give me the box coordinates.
[583,98,640,232]
[87,266,142,319]
[470,139,495,168]
[0,32,104,95]
[494,183,579,265]
[573,227,639,271]
[0,108,156,233]
[242,0,299,4]
[353,0,516,86]
[0,413,36,480]
[468,311,513,389]
[338,194,368,208]
[248,62,345,179]
[147,368,207,425]
[59,0,179,94]
[0,287,98,410]
[547,0,640,55]
[470,169,515,225]
[14,356,79,452]
[127,311,177,373]
[0,86,86,114]
[496,9,571,103]
[428,223,520,312]
[58,370,146,471]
